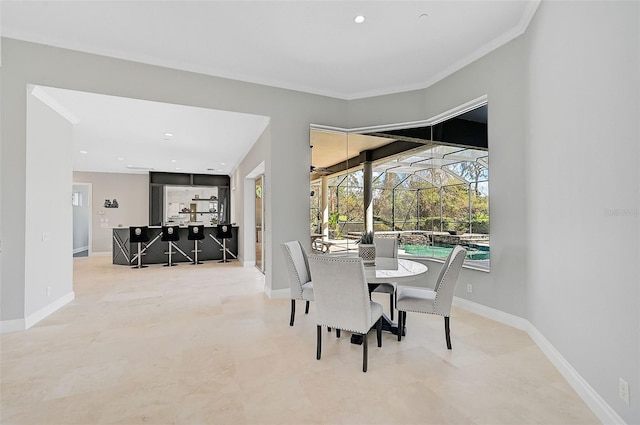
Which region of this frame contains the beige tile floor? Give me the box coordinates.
[1,256,600,425]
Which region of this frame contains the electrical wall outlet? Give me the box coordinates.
[619,378,630,405]
[467,284,473,294]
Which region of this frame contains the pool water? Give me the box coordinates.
[401,244,490,261]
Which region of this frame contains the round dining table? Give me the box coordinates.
[364,257,428,284]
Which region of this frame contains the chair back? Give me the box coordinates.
[216,224,233,239]
[129,226,150,243]
[188,225,205,240]
[433,245,467,316]
[374,237,398,258]
[307,255,372,334]
[161,225,180,242]
[281,241,311,300]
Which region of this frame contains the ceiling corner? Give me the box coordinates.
[30,85,80,124]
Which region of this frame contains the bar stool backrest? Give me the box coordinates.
[161,226,180,242]
[129,226,150,243]
[188,225,205,240]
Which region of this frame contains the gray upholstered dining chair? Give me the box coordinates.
[372,237,398,320]
[281,241,314,326]
[396,245,467,349]
[307,255,383,372]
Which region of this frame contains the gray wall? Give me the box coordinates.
[349,32,529,319]
[73,172,149,253]
[0,37,347,323]
[24,92,75,319]
[234,123,270,267]
[525,2,639,422]
[1,2,638,422]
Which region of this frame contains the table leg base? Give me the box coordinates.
[349,315,405,345]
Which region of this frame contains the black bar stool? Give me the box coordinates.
[161,225,180,267]
[129,226,150,269]
[216,224,233,263]
[188,224,205,265]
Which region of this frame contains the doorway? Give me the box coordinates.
[255,175,264,273]
[72,183,91,257]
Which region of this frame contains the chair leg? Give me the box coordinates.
[376,317,382,347]
[305,300,310,314]
[444,316,452,349]
[397,310,403,341]
[389,293,394,321]
[316,325,322,360]
[289,300,295,326]
[362,333,368,373]
[336,329,341,338]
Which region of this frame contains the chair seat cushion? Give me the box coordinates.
[301,281,314,301]
[370,301,383,325]
[396,286,436,314]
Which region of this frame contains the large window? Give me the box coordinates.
[310,103,489,269]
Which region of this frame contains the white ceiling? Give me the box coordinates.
[3,0,539,175]
[31,85,270,175]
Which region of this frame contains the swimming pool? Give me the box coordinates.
[401,244,490,261]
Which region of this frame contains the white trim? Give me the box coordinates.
[24,291,75,329]
[519,0,542,33]
[73,246,89,254]
[266,287,289,299]
[2,291,75,333]
[30,86,80,124]
[310,95,488,135]
[453,297,625,425]
[526,325,626,425]
[424,95,488,126]
[243,260,256,267]
[339,2,541,100]
[453,296,528,331]
[91,251,112,256]
[0,318,26,334]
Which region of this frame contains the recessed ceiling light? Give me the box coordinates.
[419,13,428,20]
[79,150,88,154]
[164,133,174,137]
[354,15,365,24]
[220,162,226,166]
[175,167,181,170]
[117,157,124,161]
[170,159,177,163]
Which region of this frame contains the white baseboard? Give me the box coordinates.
[453,296,529,331]
[91,251,111,256]
[25,291,75,329]
[453,296,625,425]
[1,291,75,333]
[0,318,26,333]
[266,287,289,299]
[526,324,625,425]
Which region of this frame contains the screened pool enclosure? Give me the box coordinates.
[310,104,490,268]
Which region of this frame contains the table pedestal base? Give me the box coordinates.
[350,314,405,345]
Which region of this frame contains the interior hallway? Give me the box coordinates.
[0,256,600,424]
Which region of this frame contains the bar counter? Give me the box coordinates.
[112,226,238,265]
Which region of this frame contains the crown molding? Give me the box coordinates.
[30,85,80,124]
